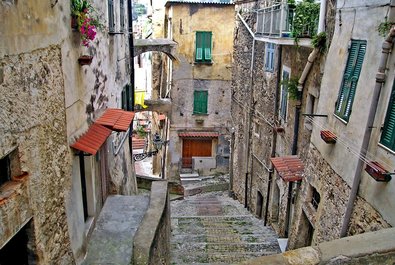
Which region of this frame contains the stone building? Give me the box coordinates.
[231,0,394,252]
[164,0,235,181]
[0,0,138,263]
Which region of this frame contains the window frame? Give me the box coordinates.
[120,0,125,32]
[195,31,212,63]
[380,82,395,151]
[265,42,276,72]
[193,90,208,115]
[108,0,115,33]
[0,155,11,186]
[121,84,132,111]
[280,66,290,121]
[334,40,367,122]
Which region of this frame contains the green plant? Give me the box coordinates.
[312,32,327,53]
[378,17,394,37]
[135,125,147,138]
[281,77,301,100]
[291,0,320,42]
[71,0,103,47]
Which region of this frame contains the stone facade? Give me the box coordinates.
[1,0,137,263]
[231,0,394,255]
[165,2,235,181]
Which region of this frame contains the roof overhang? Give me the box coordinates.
[270,155,304,182]
[96,108,135,132]
[71,124,112,155]
[178,132,219,138]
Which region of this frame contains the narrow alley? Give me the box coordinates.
[171,191,281,264]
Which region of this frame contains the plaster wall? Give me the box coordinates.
[311,0,395,226]
[0,46,75,264]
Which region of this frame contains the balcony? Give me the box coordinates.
[255,2,318,47]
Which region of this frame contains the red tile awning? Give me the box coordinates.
[71,124,112,155]
[270,155,304,182]
[178,132,219,138]
[96,108,135,132]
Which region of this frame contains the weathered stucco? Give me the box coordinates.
[0,46,75,264]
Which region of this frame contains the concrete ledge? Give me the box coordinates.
[238,227,395,264]
[133,181,170,265]
[185,182,229,196]
[137,175,184,195]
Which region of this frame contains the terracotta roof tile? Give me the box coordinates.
[96,108,135,132]
[71,124,112,155]
[178,131,219,138]
[270,155,304,182]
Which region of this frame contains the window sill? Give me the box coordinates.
[108,31,125,35]
[194,61,213,65]
[378,143,395,155]
[0,172,29,205]
[333,113,348,125]
[192,113,208,116]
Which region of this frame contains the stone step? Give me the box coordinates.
[180,172,200,178]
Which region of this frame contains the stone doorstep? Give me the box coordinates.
[180,172,200,178]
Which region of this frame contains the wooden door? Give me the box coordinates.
[182,139,212,168]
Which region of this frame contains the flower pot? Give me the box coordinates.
[365,161,392,182]
[78,55,93,66]
[320,130,337,144]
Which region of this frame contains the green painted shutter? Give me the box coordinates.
[196,32,212,62]
[335,40,366,121]
[380,86,395,150]
[122,89,127,110]
[203,32,212,61]
[193,91,208,114]
[196,32,202,61]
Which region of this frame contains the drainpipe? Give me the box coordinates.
[265,45,282,226]
[127,0,135,162]
[340,25,395,237]
[244,39,256,209]
[229,130,235,198]
[318,0,327,33]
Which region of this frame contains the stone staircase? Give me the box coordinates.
[171,192,281,264]
[132,137,146,150]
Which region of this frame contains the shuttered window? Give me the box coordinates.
[122,84,132,111]
[280,69,289,120]
[195,32,212,63]
[335,40,367,122]
[265,43,276,72]
[108,0,115,32]
[193,90,208,114]
[380,84,395,151]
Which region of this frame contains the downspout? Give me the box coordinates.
[245,38,256,209]
[265,44,282,226]
[127,0,135,162]
[340,25,395,237]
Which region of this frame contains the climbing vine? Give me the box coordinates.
[312,32,327,53]
[378,17,394,37]
[281,77,301,100]
[289,0,320,42]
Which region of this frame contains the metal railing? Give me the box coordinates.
[255,3,293,37]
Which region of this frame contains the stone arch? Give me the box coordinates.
[134,39,177,61]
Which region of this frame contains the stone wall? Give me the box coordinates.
[0,46,75,264]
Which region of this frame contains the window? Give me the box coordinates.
[108,0,115,32]
[193,90,208,115]
[311,187,320,210]
[0,155,11,186]
[265,43,275,72]
[122,84,133,111]
[335,40,367,121]
[280,68,290,120]
[120,0,125,31]
[195,32,212,63]
[380,83,395,151]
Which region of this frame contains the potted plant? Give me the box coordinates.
[365,161,392,182]
[78,55,93,65]
[71,0,103,47]
[320,130,337,144]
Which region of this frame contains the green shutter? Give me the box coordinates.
[193,91,208,114]
[196,32,212,62]
[380,86,395,150]
[122,88,127,110]
[335,40,366,121]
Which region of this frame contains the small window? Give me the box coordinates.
[120,0,125,31]
[193,90,208,115]
[380,82,395,151]
[0,155,11,186]
[265,43,275,72]
[108,0,115,32]
[311,187,320,210]
[121,84,132,111]
[280,68,290,120]
[195,32,212,63]
[335,40,367,122]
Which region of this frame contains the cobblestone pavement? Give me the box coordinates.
[171,191,281,264]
